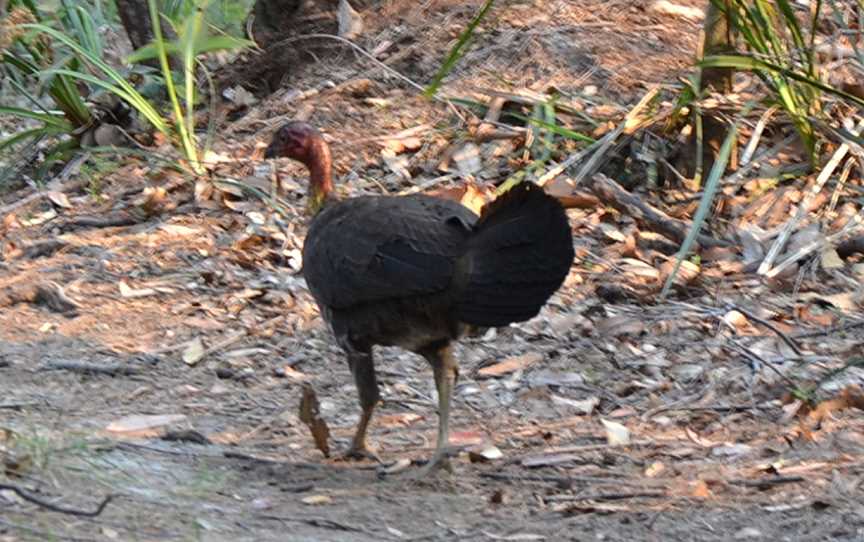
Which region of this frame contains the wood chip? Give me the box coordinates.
[478,352,543,378]
[106,414,187,437]
[299,385,331,458]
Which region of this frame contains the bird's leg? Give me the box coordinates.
[341,348,381,462]
[419,343,459,476]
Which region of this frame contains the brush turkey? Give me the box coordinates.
[265,121,574,474]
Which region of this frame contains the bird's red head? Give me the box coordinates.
[265,121,321,162]
[265,121,334,215]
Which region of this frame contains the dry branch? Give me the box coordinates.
[544,490,666,502]
[40,360,141,376]
[759,118,864,275]
[728,476,805,489]
[59,212,144,231]
[0,483,113,517]
[590,174,727,248]
[0,282,79,314]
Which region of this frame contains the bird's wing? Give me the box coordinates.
[302,195,477,309]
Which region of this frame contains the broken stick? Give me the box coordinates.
[590,174,727,248]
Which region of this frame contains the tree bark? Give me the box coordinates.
[696,0,737,177]
[114,0,177,68]
[246,0,304,49]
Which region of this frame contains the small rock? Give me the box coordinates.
[734,527,762,539]
[723,310,749,329]
[552,394,599,415]
[600,419,630,446]
[672,363,704,382]
[711,443,753,457]
[301,495,332,505]
[650,0,704,20]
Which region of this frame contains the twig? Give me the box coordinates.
[643,404,771,417]
[40,360,141,376]
[792,319,864,338]
[728,340,798,389]
[570,86,661,186]
[517,440,657,468]
[0,402,42,410]
[0,483,113,517]
[59,212,143,231]
[255,514,371,534]
[765,207,864,278]
[544,491,666,502]
[740,106,778,166]
[727,304,803,356]
[479,472,664,488]
[0,518,97,542]
[536,136,605,187]
[590,173,727,248]
[344,124,435,146]
[728,475,805,488]
[758,117,864,275]
[182,322,275,368]
[0,282,79,314]
[397,174,457,196]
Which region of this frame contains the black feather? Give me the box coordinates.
[456,182,574,327]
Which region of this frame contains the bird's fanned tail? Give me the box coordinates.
[456,182,574,327]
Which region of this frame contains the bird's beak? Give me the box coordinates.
[264,143,278,159]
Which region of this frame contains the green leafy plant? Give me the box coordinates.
[660,113,741,299]
[2,0,252,176]
[699,0,825,160]
[126,0,253,173]
[1,4,93,153]
[425,0,495,97]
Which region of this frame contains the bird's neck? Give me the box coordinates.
[307,141,336,215]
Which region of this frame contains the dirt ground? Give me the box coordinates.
[3,1,864,541]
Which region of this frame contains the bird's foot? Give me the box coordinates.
[412,452,453,479]
[336,445,382,464]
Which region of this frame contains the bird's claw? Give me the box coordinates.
[336,446,382,464]
[412,453,453,479]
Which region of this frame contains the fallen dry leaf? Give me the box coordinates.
[119,280,157,299]
[299,384,331,458]
[182,337,206,366]
[600,419,630,446]
[378,457,412,475]
[467,442,503,463]
[377,412,423,428]
[821,248,844,269]
[449,430,487,447]
[45,191,73,209]
[478,352,543,378]
[644,461,665,477]
[691,479,712,498]
[302,495,332,505]
[106,414,187,438]
[650,0,704,20]
[722,310,748,330]
[685,427,717,448]
[596,316,646,337]
[808,385,864,425]
[552,394,599,415]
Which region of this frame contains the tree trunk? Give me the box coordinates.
[114,0,176,68]
[246,0,304,49]
[696,0,737,179]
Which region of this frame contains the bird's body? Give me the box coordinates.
[266,122,575,473]
[303,194,476,353]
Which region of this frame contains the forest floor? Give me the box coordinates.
[2,1,864,541]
